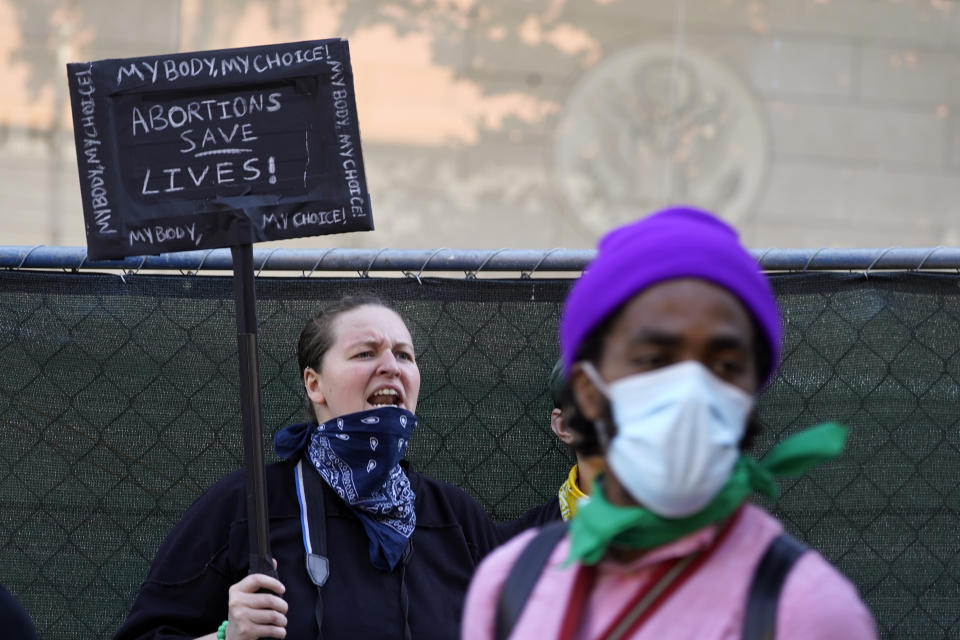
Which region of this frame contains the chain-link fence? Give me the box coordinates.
[1,268,958,638]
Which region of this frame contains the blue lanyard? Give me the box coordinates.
[295,459,330,587]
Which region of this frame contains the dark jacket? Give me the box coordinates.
[114,460,506,639]
[495,497,561,541]
[0,584,38,640]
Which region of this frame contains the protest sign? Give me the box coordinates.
[67,39,371,260]
[66,39,375,581]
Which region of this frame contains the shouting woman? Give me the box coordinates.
[116,296,504,639]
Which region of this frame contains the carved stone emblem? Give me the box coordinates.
[554,44,768,232]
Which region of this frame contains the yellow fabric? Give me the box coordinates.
[557,464,588,521]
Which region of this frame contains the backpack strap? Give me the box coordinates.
[742,532,807,640]
[495,521,568,640]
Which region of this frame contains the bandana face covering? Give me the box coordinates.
[568,422,848,566]
[307,406,417,571]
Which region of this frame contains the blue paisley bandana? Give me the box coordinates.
[307,407,417,571]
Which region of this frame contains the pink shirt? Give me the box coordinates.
[462,504,876,640]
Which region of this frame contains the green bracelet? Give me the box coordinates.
[216,620,228,640]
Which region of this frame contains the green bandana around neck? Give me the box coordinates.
[567,422,848,566]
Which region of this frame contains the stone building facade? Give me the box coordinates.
[2,0,958,250]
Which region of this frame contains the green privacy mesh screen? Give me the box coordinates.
[0,270,957,638]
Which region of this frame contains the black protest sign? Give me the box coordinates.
[67,39,372,260]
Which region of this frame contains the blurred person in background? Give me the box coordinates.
[506,360,605,529]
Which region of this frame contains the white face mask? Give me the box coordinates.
[582,360,755,518]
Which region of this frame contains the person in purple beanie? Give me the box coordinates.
[462,206,876,640]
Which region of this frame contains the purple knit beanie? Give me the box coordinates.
[560,206,782,387]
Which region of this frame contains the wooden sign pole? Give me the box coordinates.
[231,243,275,578]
